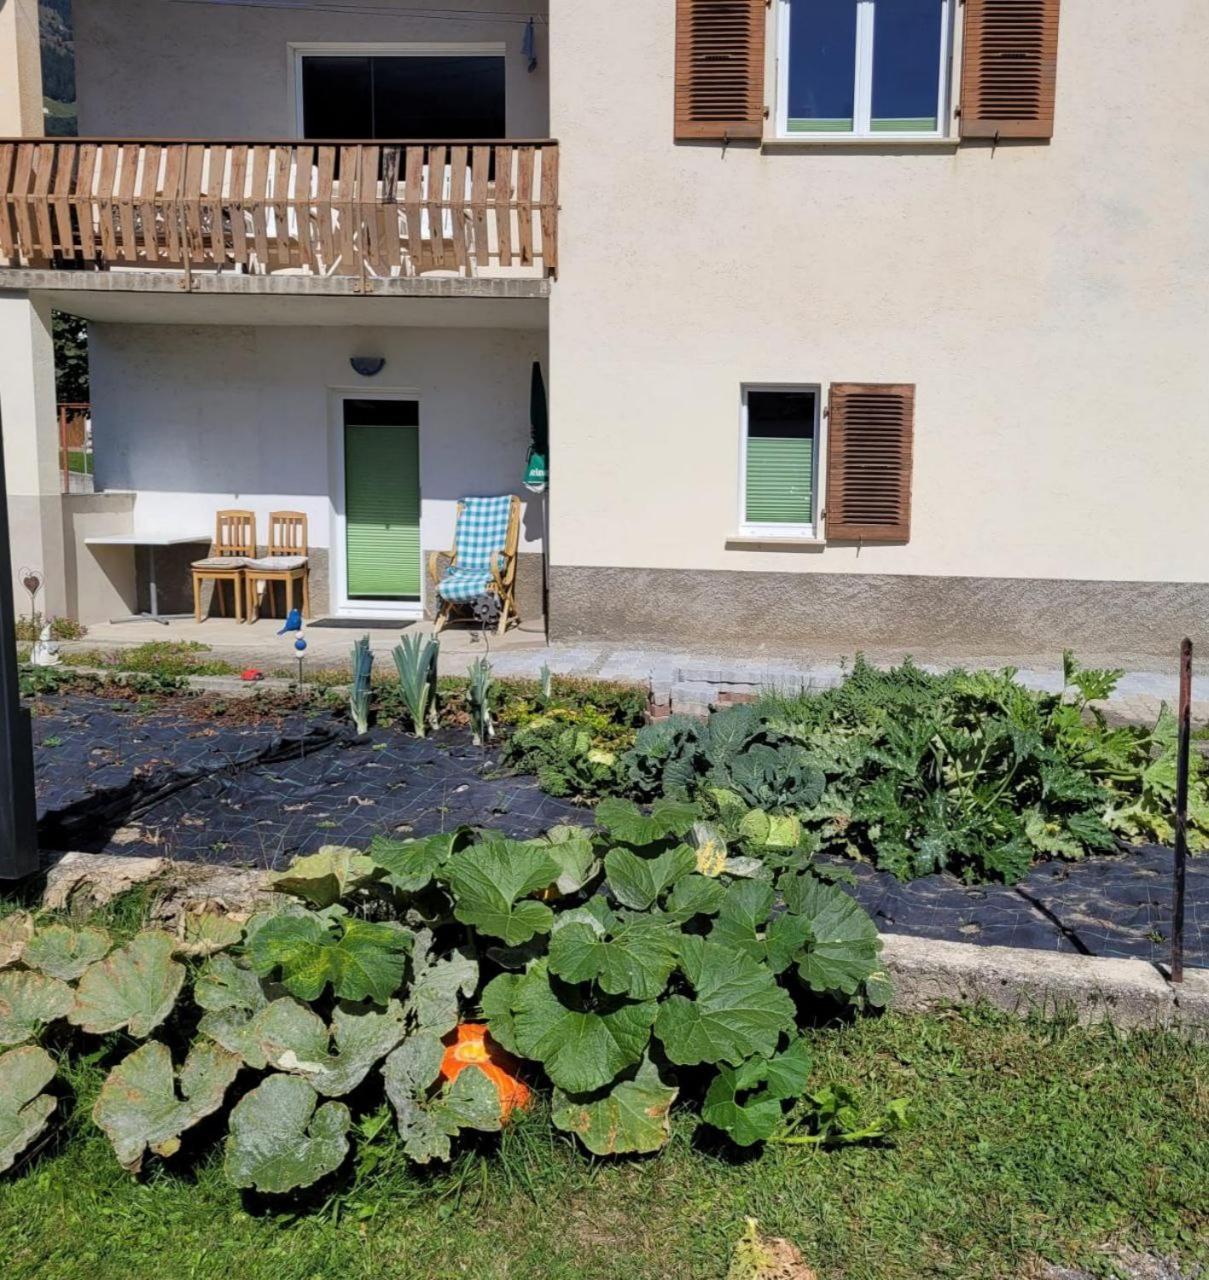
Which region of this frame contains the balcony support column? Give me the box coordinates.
[0,0,44,135]
[0,291,67,618]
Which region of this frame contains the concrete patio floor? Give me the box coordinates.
[72,613,550,671]
[57,614,1209,727]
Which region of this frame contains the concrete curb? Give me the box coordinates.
[39,852,1207,1039]
[881,933,1206,1038]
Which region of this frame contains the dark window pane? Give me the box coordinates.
[302,57,372,139]
[344,398,419,427]
[871,0,944,131]
[372,57,506,138]
[787,0,858,132]
[747,391,816,440]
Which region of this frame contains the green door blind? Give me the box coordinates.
[344,422,420,598]
[745,435,814,525]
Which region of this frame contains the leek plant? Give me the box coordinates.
[393,633,440,737]
[349,635,374,735]
[467,657,495,746]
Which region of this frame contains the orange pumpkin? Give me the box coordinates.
[439,1023,531,1119]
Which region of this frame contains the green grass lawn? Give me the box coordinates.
[2,1008,1204,1280]
[65,450,93,475]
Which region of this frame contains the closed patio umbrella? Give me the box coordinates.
[525,361,549,625]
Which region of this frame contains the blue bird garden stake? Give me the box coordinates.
[294,636,308,758]
[278,608,302,636]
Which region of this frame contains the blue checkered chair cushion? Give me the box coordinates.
[437,495,513,604]
[438,566,496,603]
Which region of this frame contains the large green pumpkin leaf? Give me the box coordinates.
[654,938,794,1068]
[274,999,407,1095]
[664,875,728,922]
[595,798,697,846]
[549,897,617,937]
[763,913,812,976]
[444,841,559,945]
[0,1045,57,1173]
[604,844,695,911]
[247,912,412,1005]
[548,918,680,1001]
[202,993,405,1093]
[23,923,112,981]
[268,846,378,908]
[93,1040,242,1172]
[406,930,478,1036]
[68,932,185,1039]
[382,1032,503,1165]
[551,1056,677,1156]
[0,911,35,969]
[701,1038,812,1147]
[223,1075,350,1193]
[708,881,776,961]
[780,875,885,999]
[480,972,523,1055]
[537,825,600,895]
[194,953,278,1016]
[198,995,301,1071]
[368,830,469,893]
[0,970,74,1046]
[510,960,657,1093]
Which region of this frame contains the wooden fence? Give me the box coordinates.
[0,139,558,283]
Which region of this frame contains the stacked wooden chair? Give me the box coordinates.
[190,510,310,623]
[245,512,311,622]
[427,494,521,635]
[191,510,254,623]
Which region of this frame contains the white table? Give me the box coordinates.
[84,533,211,624]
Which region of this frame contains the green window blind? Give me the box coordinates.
[344,422,421,598]
[745,435,814,525]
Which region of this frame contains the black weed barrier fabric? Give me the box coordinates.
[30,693,1204,967]
[823,846,1206,967]
[33,693,583,869]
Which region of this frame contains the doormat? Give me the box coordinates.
[306,617,419,630]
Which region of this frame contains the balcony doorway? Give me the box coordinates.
[293,45,507,140]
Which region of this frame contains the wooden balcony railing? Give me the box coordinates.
[0,138,558,286]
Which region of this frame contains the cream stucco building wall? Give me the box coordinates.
[546,0,1209,651]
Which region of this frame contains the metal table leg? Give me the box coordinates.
[110,543,190,625]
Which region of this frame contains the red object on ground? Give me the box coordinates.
[240,668,264,682]
[439,1023,531,1118]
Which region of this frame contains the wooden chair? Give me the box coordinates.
[191,510,255,623]
[427,495,521,636]
[245,511,311,622]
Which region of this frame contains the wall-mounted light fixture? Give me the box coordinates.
[350,356,386,377]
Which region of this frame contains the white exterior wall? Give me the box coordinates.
[89,321,546,581]
[74,0,549,138]
[548,0,1209,585]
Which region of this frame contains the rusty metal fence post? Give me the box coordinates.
[1171,638,1192,983]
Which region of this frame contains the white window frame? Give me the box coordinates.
[775,0,953,141]
[288,42,508,139]
[738,383,823,540]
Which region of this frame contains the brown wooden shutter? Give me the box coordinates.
[674,0,766,141]
[960,0,1061,139]
[825,384,914,542]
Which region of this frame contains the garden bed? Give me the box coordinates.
[29,688,1205,966]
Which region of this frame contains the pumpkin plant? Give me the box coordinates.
[0,798,901,1194]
